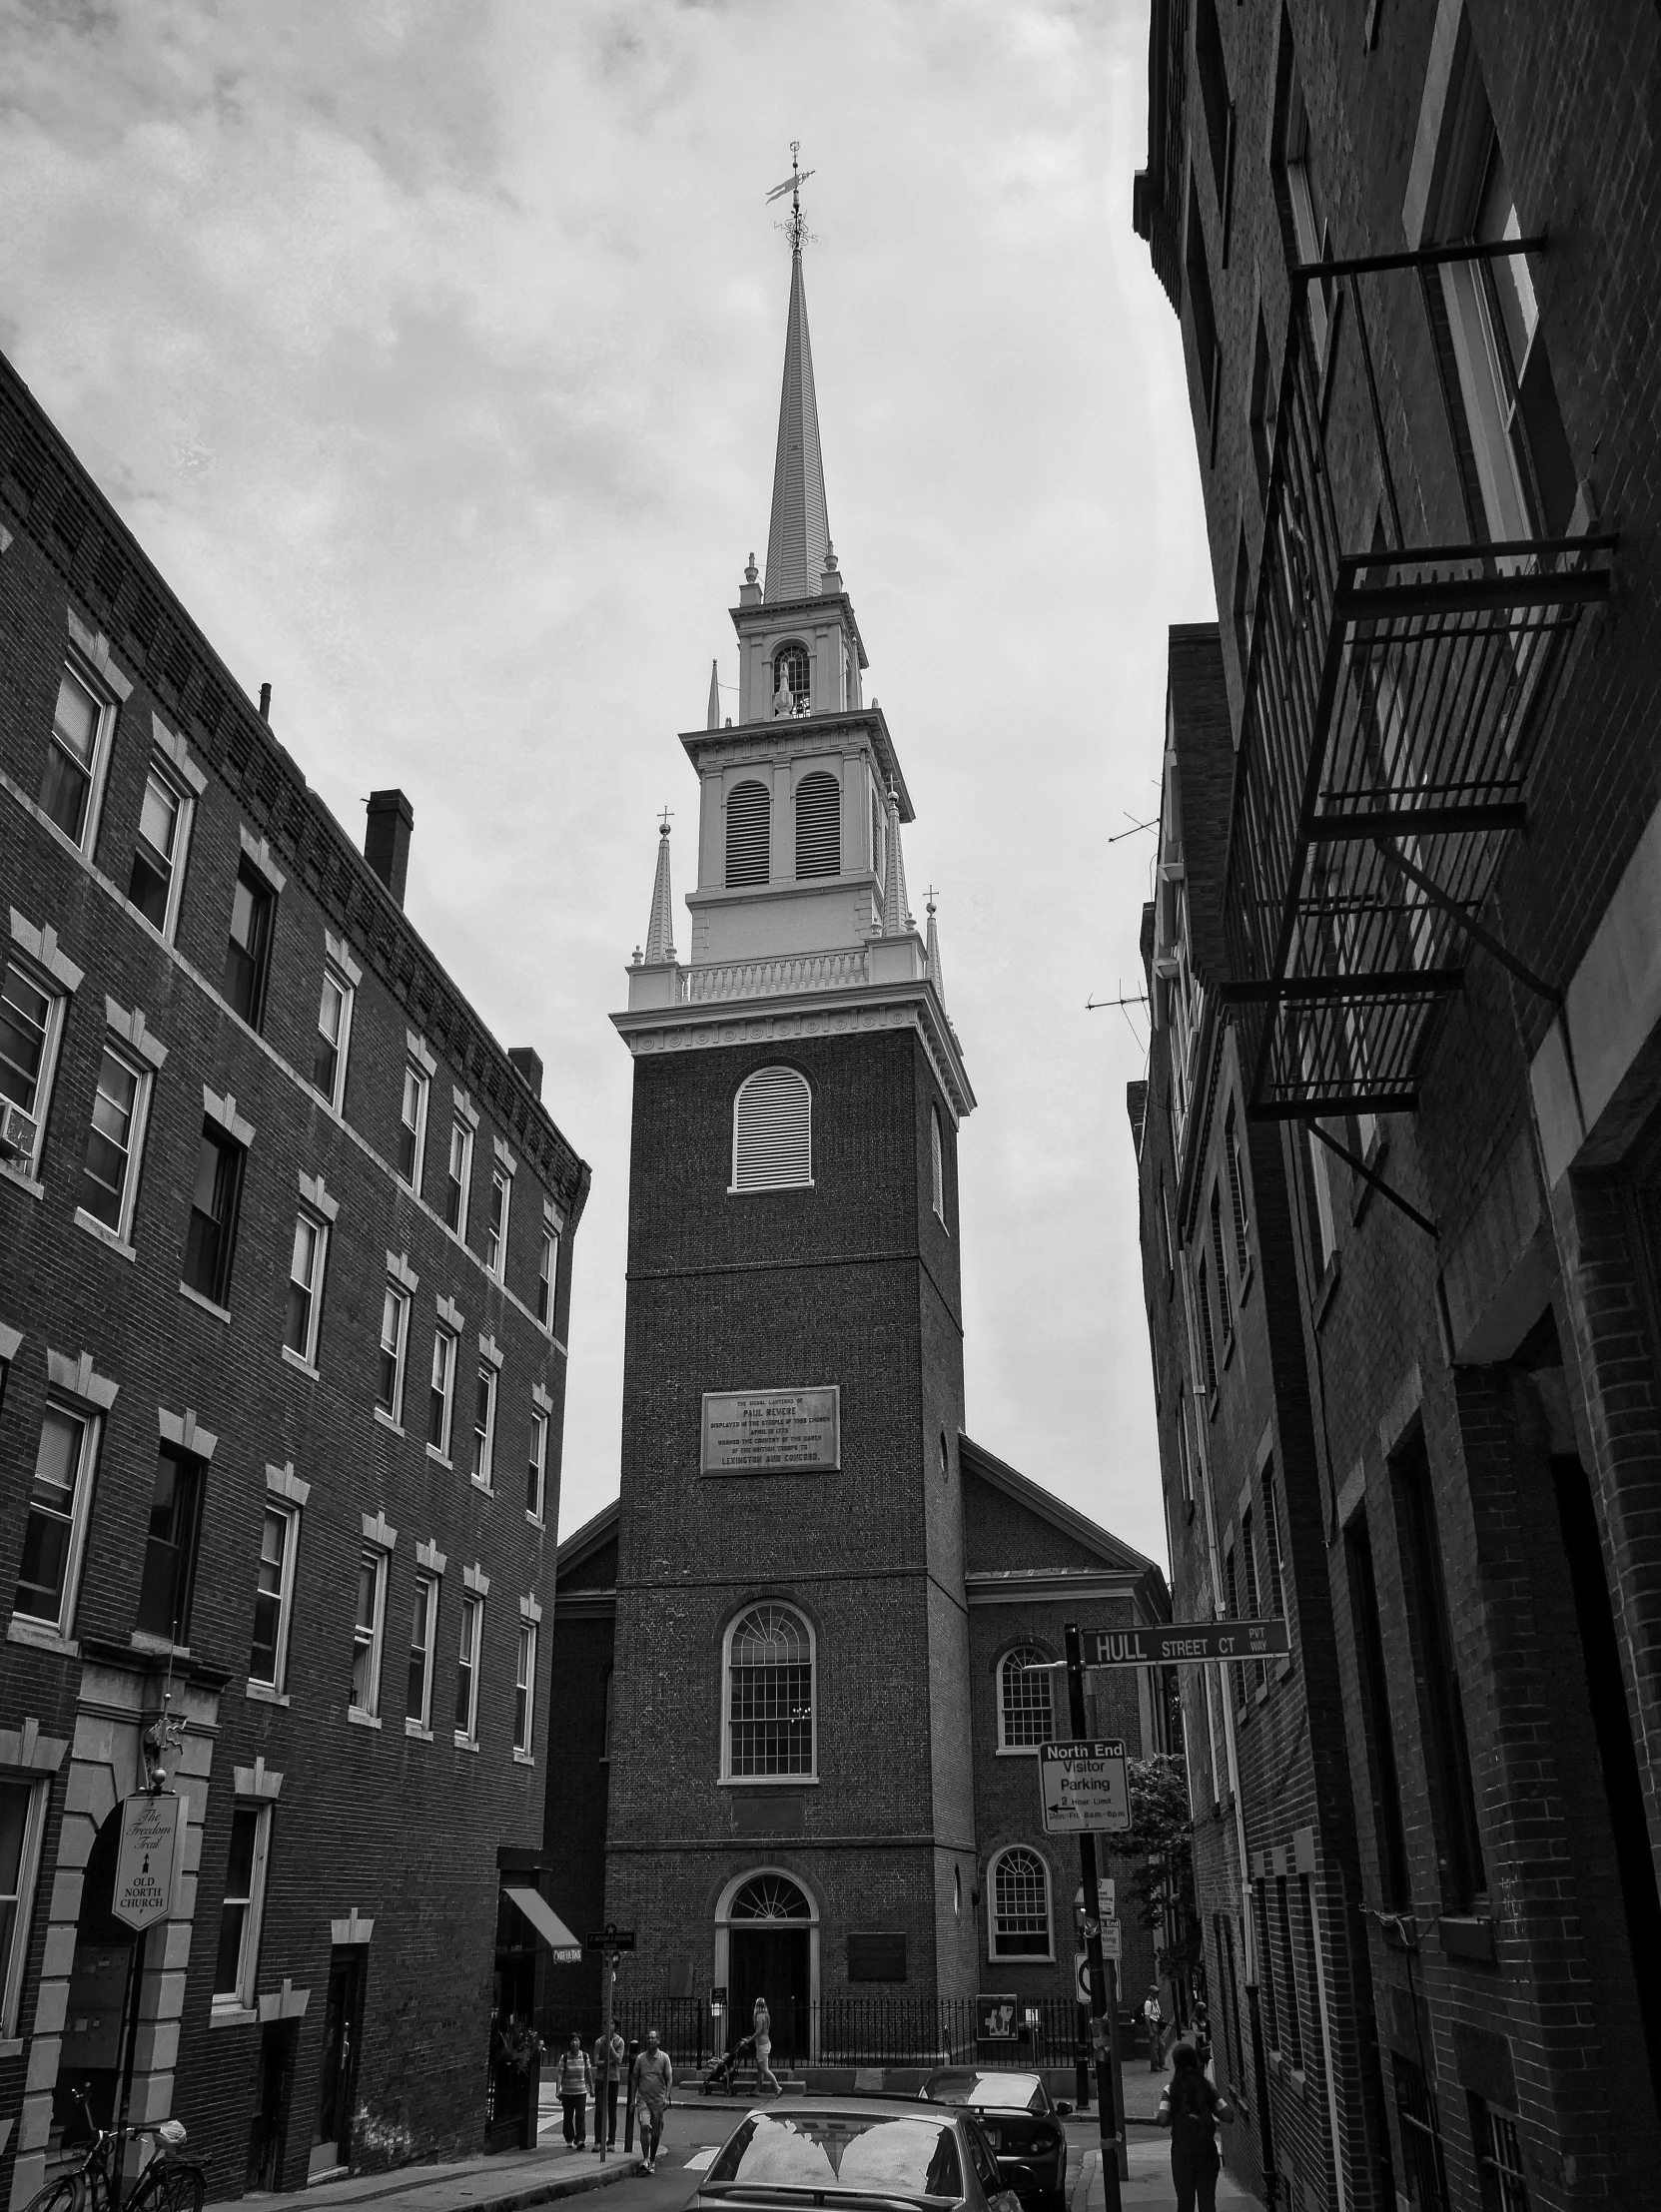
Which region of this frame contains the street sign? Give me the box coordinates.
[112,1794,182,1932]
[1039,1740,1131,1835]
[584,1924,636,1952]
[1076,1881,1115,1919]
[977,1993,1020,2040]
[1085,1621,1288,1668]
[1075,1926,1122,2002]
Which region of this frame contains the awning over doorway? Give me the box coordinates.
[503,1884,582,1963]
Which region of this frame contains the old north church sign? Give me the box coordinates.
[700,1386,841,1475]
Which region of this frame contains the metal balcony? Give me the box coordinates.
[1220,244,1617,1118]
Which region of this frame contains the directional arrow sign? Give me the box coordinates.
[1039,1740,1130,1835]
[1086,1620,1289,1667]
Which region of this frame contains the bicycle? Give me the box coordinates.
[22,2088,209,2212]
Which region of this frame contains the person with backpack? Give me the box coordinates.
[1156,2041,1234,2212]
[556,2032,592,2149]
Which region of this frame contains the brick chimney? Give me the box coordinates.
[365,789,414,908]
[508,1047,543,1100]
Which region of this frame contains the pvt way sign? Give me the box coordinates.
[1086,1620,1289,1668]
[1039,1740,1131,1835]
[112,1793,183,1932]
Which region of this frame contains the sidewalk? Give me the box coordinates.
[216,2138,640,2212]
[1069,2138,1264,2212]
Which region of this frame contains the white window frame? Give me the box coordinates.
[454,1592,484,1748]
[407,1572,439,1738]
[988,1843,1056,1963]
[527,1407,548,1526]
[41,656,118,860]
[13,1399,101,1641]
[721,1603,818,1785]
[996,1644,1057,1756]
[0,1774,48,2036]
[128,755,195,945]
[0,955,70,1188]
[75,1039,154,1247]
[470,1362,497,1490]
[428,1325,457,1461]
[486,1164,511,1279]
[283,1210,329,1371]
[248,1500,301,1697]
[537,1222,559,1331]
[513,1618,537,1757]
[212,1801,273,2017]
[314,965,355,1114]
[399,1061,429,1192]
[377,1282,411,1425]
[930,1105,946,1224]
[350,1544,390,1722]
[445,1119,474,1238]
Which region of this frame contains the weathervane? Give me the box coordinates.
[765,140,816,254]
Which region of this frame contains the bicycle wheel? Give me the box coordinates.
[20,2176,86,2212]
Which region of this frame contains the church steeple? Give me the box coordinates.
[643,814,675,966]
[763,186,831,604]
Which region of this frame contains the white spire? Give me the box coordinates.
[644,813,676,966]
[707,659,720,731]
[925,889,945,1007]
[882,781,911,937]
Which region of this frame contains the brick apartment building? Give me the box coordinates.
[0,349,588,2193]
[1131,2,1661,2207]
[538,210,1172,2080]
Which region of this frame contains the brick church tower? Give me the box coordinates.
[603,179,980,2040]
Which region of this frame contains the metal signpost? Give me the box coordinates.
[585,1925,636,2164]
[1057,1623,1127,2208]
[111,1790,183,2178]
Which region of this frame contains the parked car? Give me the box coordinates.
[693,2100,1024,2212]
[918,2072,1071,2212]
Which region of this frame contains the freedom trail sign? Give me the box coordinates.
[1038,1739,1131,1836]
[1086,1620,1289,1668]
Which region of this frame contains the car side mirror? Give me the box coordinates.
[1054,2102,1073,2118]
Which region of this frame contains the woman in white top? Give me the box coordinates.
[753,1996,781,2094]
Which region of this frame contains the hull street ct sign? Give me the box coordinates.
[112,1792,183,1932]
[1038,1740,1131,1836]
[1086,1620,1290,1668]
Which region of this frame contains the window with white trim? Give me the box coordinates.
[428,1326,457,1457]
[136,1444,208,1646]
[930,1105,946,1223]
[182,1121,245,1309]
[725,779,771,888]
[40,662,114,853]
[998,1645,1055,1752]
[213,1803,272,2009]
[408,1573,439,1731]
[249,1502,300,1692]
[455,1592,483,1744]
[78,1043,151,1239]
[0,956,67,1182]
[0,1778,48,2036]
[1273,26,1331,360]
[514,1619,537,1755]
[724,1604,815,1780]
[989,1844,1054,1959]
[794,771,841,879]
[313,966,354,1111]
[537,1221,560,1329]
[128,760,192,941]
[15,1401,100,1635]
[399,1061,428,1190]
[223,863,275,1032]
[378,1283,410,1422]
[486,1164,510,1278]
[471,1363,497,1488]
[772,641,810,713]
[350,1544,389,1718]
[527,1408,548,1524]
[284,1212,328,1367]
[731,1067,812,1193]
[445,1119,473,1236]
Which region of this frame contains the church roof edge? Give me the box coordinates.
[959,1433,1171,1614]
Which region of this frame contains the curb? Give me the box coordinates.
[212,2155,643,2212]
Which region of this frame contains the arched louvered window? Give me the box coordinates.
[871,788,886,883]
[930,1106,946,1222]
[794,772,841,880]
[774,642,809,711]
[725,1604,815,1778]
[732,1067,812,1193]
[999,1645,1055,1751]
[726,780,771,888]
[990,1845,1053,1958]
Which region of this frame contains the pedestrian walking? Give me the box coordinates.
[593,2022,626,2149]
[1144,1985,1166,2070]
[556,2032,592,2150]
[1192,1998,1212,2070]
[1156,2041,1234,2212]
[752,1996,781,2095]
[631,2025,673,2172]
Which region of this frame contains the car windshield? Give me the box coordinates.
[706,2114,965,2200]
[926,2074,1043,2113]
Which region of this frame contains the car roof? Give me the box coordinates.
[731,2101,961,2122]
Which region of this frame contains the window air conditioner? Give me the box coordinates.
[0,1099,39,1165]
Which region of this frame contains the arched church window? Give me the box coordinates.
[731,1068,812,1193]
[729,1872,812,1921]
[930,1106,946,1222]
[725,1604,815,1777]
[998,1645,1054,1751]
[794,772,841,880]
[726,779,771,889]
[871,788,886,884]
[773,642,810,713]
[989,1845,1053,1958]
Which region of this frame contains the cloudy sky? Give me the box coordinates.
[1,0,1213,1567]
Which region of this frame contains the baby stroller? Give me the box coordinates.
[703,2032,757,2093]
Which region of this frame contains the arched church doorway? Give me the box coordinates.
[53,1807,138,2142]
[719,1872,813,2066]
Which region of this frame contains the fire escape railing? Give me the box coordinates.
[1219,243,1618,1119]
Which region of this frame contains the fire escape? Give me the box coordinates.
[1220,246,1617,1131]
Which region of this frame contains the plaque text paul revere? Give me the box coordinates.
[700,1386,841,1476]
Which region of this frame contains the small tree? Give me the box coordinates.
[1100,1753,1200,1985]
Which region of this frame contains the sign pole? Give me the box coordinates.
[1065,1624,1122,2212]
[598,1950,614,2164]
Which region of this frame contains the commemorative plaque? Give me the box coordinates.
[700,1386,840,1475]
